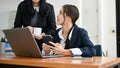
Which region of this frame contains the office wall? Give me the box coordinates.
[0,0,20,29]
[0,0,20,38]
[81,0,99,45]
[98,0,116,57]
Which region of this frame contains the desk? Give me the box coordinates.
[0,55,120,68]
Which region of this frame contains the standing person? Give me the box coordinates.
[14,0,56,51]
[42,4,96,57]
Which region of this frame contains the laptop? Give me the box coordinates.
[3,28,62,58]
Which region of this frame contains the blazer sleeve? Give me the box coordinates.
[79,29,96,57]
[14,2,23,28]
[46,4,56,35]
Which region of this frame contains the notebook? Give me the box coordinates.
[3,28,63,58]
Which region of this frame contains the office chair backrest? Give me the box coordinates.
[94,45,102,56]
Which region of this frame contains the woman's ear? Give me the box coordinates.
[67,16,72,22]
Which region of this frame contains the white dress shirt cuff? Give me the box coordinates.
[69,48,82,56]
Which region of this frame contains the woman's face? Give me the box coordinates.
[57,8,65,25]
[32,0,40,3]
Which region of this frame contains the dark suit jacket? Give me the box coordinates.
[14,1,56,50]
[14,1,56,34]
[53,25,96,57]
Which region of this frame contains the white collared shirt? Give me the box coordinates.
[58,28,82,56]
[34,7,39,12]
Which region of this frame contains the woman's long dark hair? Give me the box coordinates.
[24,0,48,18]
[63,4,79,24]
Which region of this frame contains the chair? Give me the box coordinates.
[94,45,102,56]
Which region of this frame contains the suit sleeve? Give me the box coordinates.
[46,5,56,35]
[14,3,23,28]
[80,29,96,57]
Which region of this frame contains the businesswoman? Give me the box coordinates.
[14,0,56,50]
[42,4,96,57]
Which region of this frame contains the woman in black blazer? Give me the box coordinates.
[14,0,56,50]
[42,4,96,57]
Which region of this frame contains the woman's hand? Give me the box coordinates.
[27,26,45,40]
[42,43,51,55]
[34,33,45,40]
[49,42,65,55]
[49,42,73,56]
[26,26,34,33]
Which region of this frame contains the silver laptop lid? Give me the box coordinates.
[3,28,43,58]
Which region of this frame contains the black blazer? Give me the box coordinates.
[14,1,56,35]
[14,1,56,50]
[53,25,96,57]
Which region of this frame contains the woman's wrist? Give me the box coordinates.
[62,50,73,57]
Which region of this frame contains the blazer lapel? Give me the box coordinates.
[70,25,79,48]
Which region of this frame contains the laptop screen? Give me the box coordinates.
[3,28,42,58]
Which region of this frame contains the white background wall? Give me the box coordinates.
[0,0,20,29]
[81,0,99,45]
[0,0,20,38]
[98,0,116,57]
[0,0,117,57]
